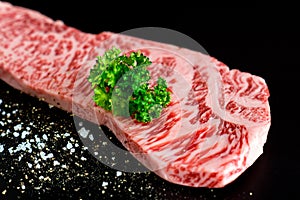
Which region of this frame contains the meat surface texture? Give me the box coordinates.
[0,2,271,188]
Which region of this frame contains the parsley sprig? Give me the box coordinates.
[88,48,171,123]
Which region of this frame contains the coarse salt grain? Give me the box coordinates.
[78,127,89,138]
[0,144,4,153]
[14,124,22,131]
[116,171,122,177]
[53,160,60,166]
[102,182,108,187]
[64,133,70,137]
[42,134,48,141]
[66,142,73,149]
[13,132,20,137]
[89,134,94,141]
[21,130,30,139]
[40,152,53,160]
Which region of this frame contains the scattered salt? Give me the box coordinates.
[13,132,20,137]
[14,124,22,131]
[102,182,108,187]
[78,127,89,138]
[18,155,23,161]
[21,130,30,139]
[37,142,45,150]
[8,147,13,154]
[64,133,70,137]
[89,134,94,141]
[0,144,4,153]
[66,142,73,149]
[42,134,48,141]
[116,171,122,177]
[34,135,41,143]
[53,160,60,166]
[40,152,54,160]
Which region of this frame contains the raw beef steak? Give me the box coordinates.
[0,2,271,188]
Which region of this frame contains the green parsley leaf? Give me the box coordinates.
[88,48,171,123]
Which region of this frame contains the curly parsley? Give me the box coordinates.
[88,48,171,123]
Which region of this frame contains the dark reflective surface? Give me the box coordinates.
[1,1,299,199]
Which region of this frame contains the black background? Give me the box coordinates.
[1,0,299,199]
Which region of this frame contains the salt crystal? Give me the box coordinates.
[0,144,4,153]
[35,135,41,143]
[53,160,60,166]
[102,182,108,187]
[40,152,47,160]
[0,99,2,105]
[27,163,33,168]
[66,142,73,149]
[0,121,4,126]
[14,124,22,131]
[89,134,94,141]
[21,131,30,139]
[64,133,70,137]
[48,153,54,158]
[78,127,90,138]
[116,171,122,177]
[37,142,45,150]
[8,147,13,154]
[42,134,48,141]
[13,132,20,137]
